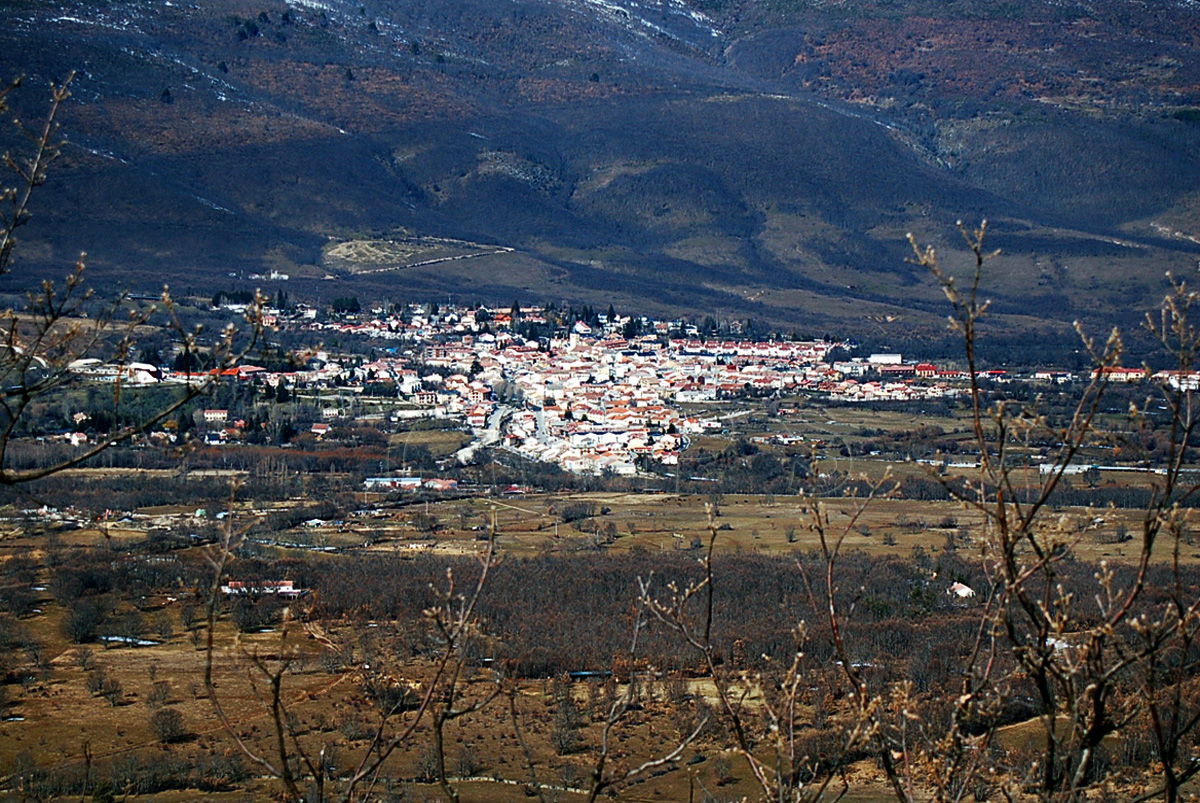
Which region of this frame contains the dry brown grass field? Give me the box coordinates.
[359,491,1196,565]
[0,545,896,801]
[0,585,905,802]
[387,429,474,458]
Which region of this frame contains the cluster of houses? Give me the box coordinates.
[60,301,1200,476]
[394,334,972,475]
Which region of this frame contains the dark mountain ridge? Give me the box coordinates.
[3,0,1199,354]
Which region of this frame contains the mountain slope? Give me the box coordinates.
[2,0,1198,351]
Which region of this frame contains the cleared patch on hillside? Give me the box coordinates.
[322,236,515,275]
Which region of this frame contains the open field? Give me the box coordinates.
[338,491,1197,565]
[388,428,473,457]
[9,479,1171,565]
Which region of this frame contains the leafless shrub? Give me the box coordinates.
[150,707,187,743]
[100,675,123,706]
[146,680,171,709]
[74,647,94,672]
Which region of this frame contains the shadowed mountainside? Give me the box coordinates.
[2,0,1199,354]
